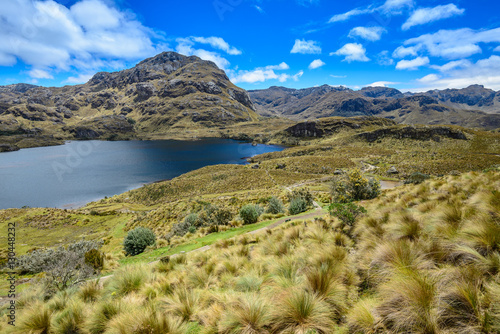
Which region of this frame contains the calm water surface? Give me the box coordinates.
[0,139,284,209]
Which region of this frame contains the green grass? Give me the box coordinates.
[119,209,319,265]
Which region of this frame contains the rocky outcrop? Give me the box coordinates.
[285,117,397,138]
[356,126,468,142]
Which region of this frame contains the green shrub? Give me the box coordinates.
[84,249,104,270]
[267,196,285,214]
[328,202,367,234]
[405,172,430,184]
[123,227,156,256]
[287,188,314,207]
[240,204,263,225]
[288,197,308,215]
[331,169,380,202]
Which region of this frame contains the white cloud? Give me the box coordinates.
[377,50,394,66]
[402,4,464,30]
[332,43,370,62]
[328,0,412,23]
[417,74,440,83]
[175,38,230,69]
[291,39,322,54]
[28,69,53,79]
[254,5,264,13]
[430,59,471,72]
[392,45,419,58]
[230,63,297,84]
[191,37,241,55]
[410,55,500,91]
[65,73,94,84]
[265,62,290,70]
[330,75,347,78]
[348,26,386,41]
[368,81,398,87]
[403,28,500,59]
[308,59,326,69]
[396,56,429,70]
[494,46,500,52]
[292,70,304,81]
[0,0,162,79]
[328,8,372,23]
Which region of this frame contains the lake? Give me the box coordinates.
[0,139,284,210]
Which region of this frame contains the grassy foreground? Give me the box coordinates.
[2,170,499,333]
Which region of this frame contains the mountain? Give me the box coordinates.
[423,84,500,114]
[0,52,258,151]
[248,85,500,129]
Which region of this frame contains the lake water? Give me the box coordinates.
[0,139,284,210]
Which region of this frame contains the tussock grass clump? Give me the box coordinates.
[107,264,151,296]
[271,290,336,334]
[13,302,52,334]
[219,294,272,334]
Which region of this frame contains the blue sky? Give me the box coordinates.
[1,0,500,92]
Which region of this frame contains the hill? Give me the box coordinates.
[0,52,260,152]
[248,85,500,130]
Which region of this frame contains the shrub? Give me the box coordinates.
[329,202,367,234]
[84,249,104,270]
[288,197,308,215]
[405,172,431,184]
[266,196,285,214]
[287,188,314,207]
[16,240,103,293]
[123,227,156,256]
[239,204,263,225]
[331,169,380,202]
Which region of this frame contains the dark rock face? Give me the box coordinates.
[359,87,404,99]
[285,117,397,138]
[356,126,468,142]
[424,85,498,112]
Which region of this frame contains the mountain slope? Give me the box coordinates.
[0,52,259,151]
[248,85,500,129]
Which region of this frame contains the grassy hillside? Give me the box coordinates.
[2,170,499,333]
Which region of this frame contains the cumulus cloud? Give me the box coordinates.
[403,28,500,59]
[494,46,500,52]
[349,26,387,42]
[411,55,500,91]
[65,73,94,84]
[308,59,326,69]
[392,46,419,58]
[190,36,241,55]
[332,43,370,62]
[0,0,163,79]
[396,56,429,70]
[328,0,412,23]
[402,4,464,30]
[230,63,299,84]
[291,39,322,54]
[377,50,394,66]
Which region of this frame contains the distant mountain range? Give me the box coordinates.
[1,51,499,152]
[248,84,500,129]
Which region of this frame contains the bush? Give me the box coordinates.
[123,227,156,256]
[267,196,285,214]
[331,169,380,202]
[240,204,263,225]
[84,249,104,270]
[287,188,314,207]
[405,172,430,184]
[328,202,367,234]
[288,197,308,215]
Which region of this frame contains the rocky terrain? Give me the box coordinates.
[0,52,258,151]
[249,85,500,129]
